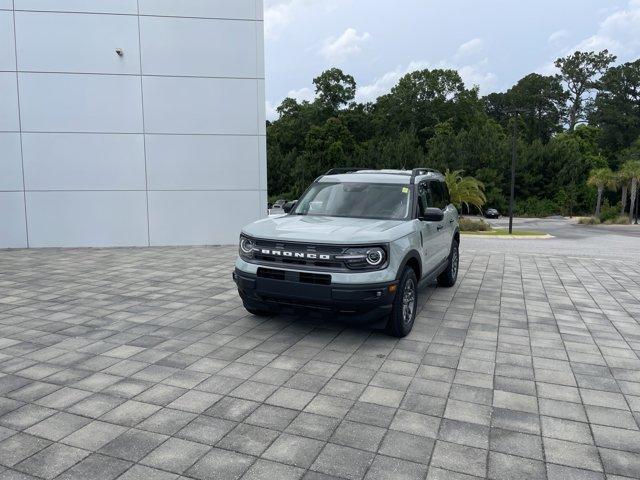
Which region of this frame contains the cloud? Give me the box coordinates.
[286,87,315,102]
[264,0,347,40]
[356,38,496,103]
[548,29,569,44]
[566,0,640,60]
[320,28,371,63]
[264,3,294,40]
[455,38,484,59]
[356,61,430,103]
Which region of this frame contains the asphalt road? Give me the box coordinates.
[462,216,640,259]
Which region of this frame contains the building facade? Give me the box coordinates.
[0,0,266,248]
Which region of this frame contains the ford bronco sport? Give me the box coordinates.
[233,168,460,337]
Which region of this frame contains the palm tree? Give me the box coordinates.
[444,169,486,214]
[587,167,614,217]
[622,160,640,222]
[616,168,632,216]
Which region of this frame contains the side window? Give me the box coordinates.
[441,182,451,207]
[428,181,447,210]
[417,182,431,217]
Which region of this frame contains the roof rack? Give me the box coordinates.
[410,168,442,184]
[324,168,368,176]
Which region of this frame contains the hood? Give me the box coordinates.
[242,215,412,244]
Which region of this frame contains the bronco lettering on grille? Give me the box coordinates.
[259,249,331,260]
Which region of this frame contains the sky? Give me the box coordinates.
[263,0,640,119]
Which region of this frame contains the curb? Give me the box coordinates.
[461,233,554,239]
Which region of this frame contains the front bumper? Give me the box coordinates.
[233,268,397,323]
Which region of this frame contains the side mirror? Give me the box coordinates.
[420,207,444,222]
[283,201,297,213]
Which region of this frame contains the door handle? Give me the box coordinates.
[437,225,444,231]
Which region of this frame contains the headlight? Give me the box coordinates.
[239,235,255,258]
[336,246,387,270]
[366,248,385,266]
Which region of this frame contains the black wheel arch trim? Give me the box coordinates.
[396,250,422,281]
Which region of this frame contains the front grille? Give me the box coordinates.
[253,239,346,270]
[257,267,331,285]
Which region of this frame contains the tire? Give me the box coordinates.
[386,267,418,338]
[437,240,459,288]
[243,303,272,317]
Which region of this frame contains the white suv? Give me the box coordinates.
[233,168,460,337]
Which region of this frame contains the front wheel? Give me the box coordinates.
[242,301,272,317]
[386,267,418,338]
[437,241,459,288]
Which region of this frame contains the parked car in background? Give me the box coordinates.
[282,200,298,213]
[484,208,500,219]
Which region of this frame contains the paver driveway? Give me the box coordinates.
[0,246,639,480]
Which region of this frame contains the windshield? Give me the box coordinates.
[292,182,412,220]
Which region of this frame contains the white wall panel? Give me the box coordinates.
[0,11,16,72]
[139,0,255,20]
[256,21,265,78]
[2,1,266,248]
[22,133,146,190]
[0,133,24,191]
[140,16,256,78]
[258,135,267,191]
[0,192,27,248]
[19,73,143,133]
[146,134,259,190]
[257,79,266,135]
[26,191,148,247]
[148,190,259,245]
[15,12,140,74]
[0,73,19,131]
[14,0,138,14]
[143,76,258,135]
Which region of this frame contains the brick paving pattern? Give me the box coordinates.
[0,246,639,479]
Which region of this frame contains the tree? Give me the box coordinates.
[374,69,480,141]
[617,140,640,214]
[615,168,632,216]
[555,50,616,131]
[622,160,640,222]
[620,139,640,220]
[592,60,640,156]
[444,169,486,213]
[313,68,356,111]
[503,73,567,143]
[587,167,614,217]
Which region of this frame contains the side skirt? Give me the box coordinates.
[418,257,449,289]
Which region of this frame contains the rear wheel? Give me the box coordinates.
[386,267,418,338]
[437,240,459,287]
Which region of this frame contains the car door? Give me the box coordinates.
[416,181,442,275]
[427,180,452,265]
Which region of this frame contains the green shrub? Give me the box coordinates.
[604,216,630,225]
[578,217,600,225]
[515,197,561,217]
[459,217,492,232]
[598,200,620,223]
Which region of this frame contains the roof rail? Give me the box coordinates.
[410,168,442,184]
[411,168,441,176]
[323,167,368,176]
